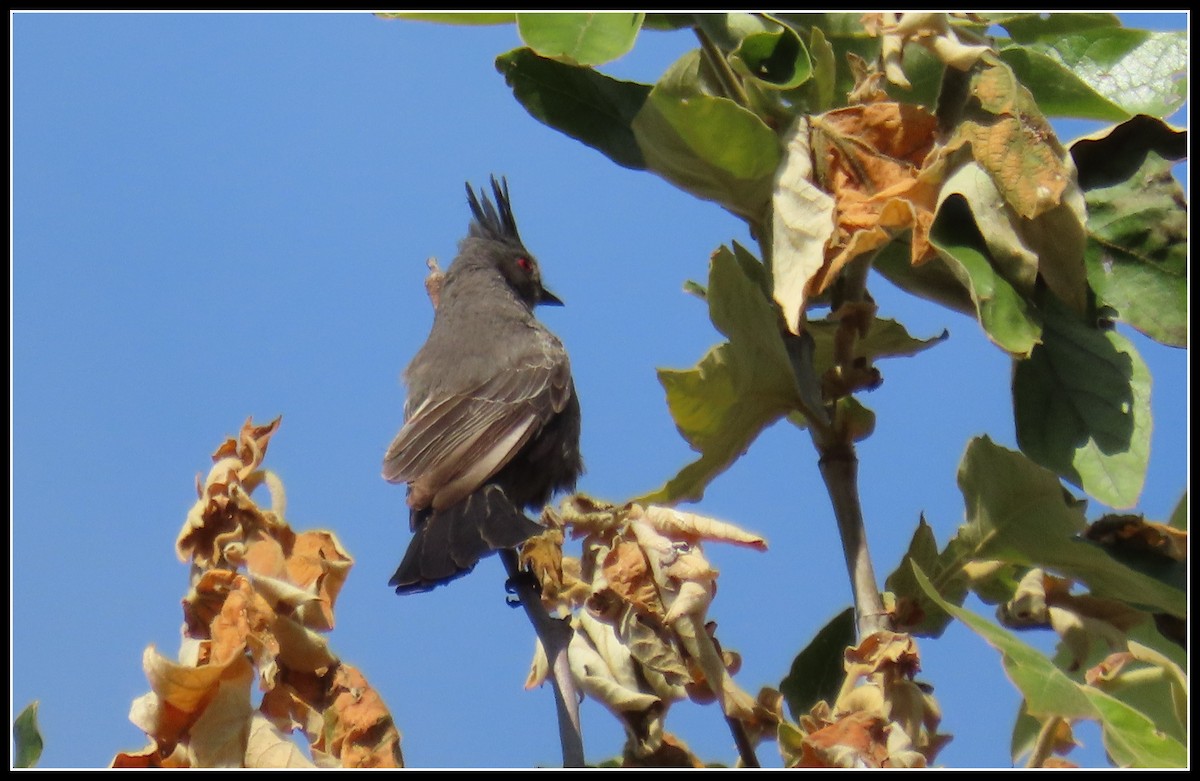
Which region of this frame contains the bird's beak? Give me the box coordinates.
[539,286,564,306]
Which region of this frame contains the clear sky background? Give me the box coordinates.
[11,12,1187,769]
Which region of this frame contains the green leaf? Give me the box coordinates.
[379,12,515,25]
[956,437,1183,617]
[516,12,643,67]
[999,46,1129,121]
[807,26,836,112]
[13,701,43,769]
[871,240,976,318]
[1000,25,1186,119]
[994,13,1120,41]
[803,316,947,375]
[691,13,778,52]
[929,195,1043,356]
[884,516,969,637]
[639,245,802,504]
[913,564,1094,720]
[1167,493,1186,531]
[937,154,1088,316]
[1013,299,1152,509]
[496,48,650,171]
[779,607,855,720]
[732,24,812,90]
[1072,117,1187,348]
[631,51,781,221]
[1084,686,1188,768]
[912,564,1187,768]
[642,14,695,32]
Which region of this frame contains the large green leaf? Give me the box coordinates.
[640,245,802,504]
[779,607,855,720]
[13,701,43,768]
[929,195,1043,356]
[631,51,781,221]
[913,565,1187,768]
[1071,117,1187,348]
[999,47,1129,121]
[496,48,650,171]
[516,12,643,66]
[996,21,1186,119]
[1012,299,1152,509]
[956,437,1182,617]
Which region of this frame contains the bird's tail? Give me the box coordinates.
[389,485,545,594]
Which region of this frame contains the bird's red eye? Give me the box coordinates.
[517,257,532,273]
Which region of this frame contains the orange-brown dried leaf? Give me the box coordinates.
[285,530,353,629]
[205,575,278,671]
[211,416,282,477]
[319,664,404,768]
[178,481,274,569]
[845,631,921,680]
[799,711,891,768]
[622,732,704,768]
[809,104,939,291]
[244,534,288,580]
[1085,515,1187,562]
[111,741,191,768]
[603,538,665,618]
[962,118,1068,219]
[260,682,323,743]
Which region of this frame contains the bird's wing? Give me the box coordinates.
[381,347,572,511]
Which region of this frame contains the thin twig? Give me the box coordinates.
[724,715,761,768]
[499,549,585,768]
[693,25,751,108]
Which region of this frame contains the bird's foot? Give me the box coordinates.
[504,569,540,608]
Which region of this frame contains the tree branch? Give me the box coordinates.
[500,549,585,768]
[817,441,891,638]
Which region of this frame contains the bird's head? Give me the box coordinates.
[464,176,563,309]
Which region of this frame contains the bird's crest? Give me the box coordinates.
[466,176,523,245]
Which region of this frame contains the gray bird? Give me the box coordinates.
[383,177,583,594]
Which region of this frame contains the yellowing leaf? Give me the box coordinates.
[244,713,316,768]
[772,117,836,333]
[187,656,254,768]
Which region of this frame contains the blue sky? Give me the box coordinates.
[11,12,1187,769]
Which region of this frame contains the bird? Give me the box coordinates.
[383,176,583,594]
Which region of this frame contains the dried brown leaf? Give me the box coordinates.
[320,664,404,768]
[1086,515,1187,562]
[639,504,767,550]
[602,539,665,619]
[285,530,353,630]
